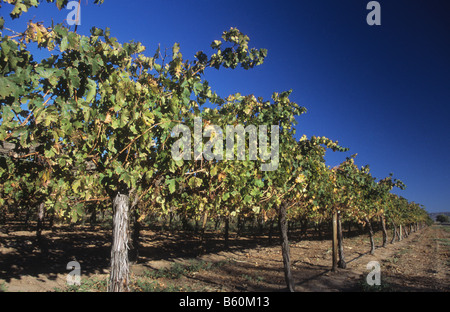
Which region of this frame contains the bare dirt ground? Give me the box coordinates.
[0,222,449,292]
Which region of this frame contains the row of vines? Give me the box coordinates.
[0,0,431,292]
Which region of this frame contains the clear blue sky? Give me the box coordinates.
[3,0,449,213]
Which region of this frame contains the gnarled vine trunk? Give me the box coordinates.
[200,210,209,251]
[36,202,45,243]
[224,216,229,249]
[331,210,338,272]
[365,217,375,255]
[391,222,397,244]
[108,191,130,292]
[337,211,346,269]
[380,215,388,247]
[278,203,295,292]
[130,209,141,263]
[300,218,308,239]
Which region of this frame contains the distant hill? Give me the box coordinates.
[428,212,450,221]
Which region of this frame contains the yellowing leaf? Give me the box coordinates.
[104,112,112,124]
[295,174,306,184]
[218,172,226,182]
[138,213,147,222]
